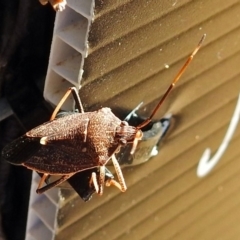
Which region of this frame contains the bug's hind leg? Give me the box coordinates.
[50,87,84,120]
[36,173,74,194]
[37,173,49,190]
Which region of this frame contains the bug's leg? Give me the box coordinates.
[111,154,127,192]
[36,173,74,194]
[50,87,84,120]
[89,167,105,195]
[105,179,123,191]
[37,173,49,190]
[98,166,105,195]
[89,172,99,194]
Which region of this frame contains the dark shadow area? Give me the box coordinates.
[0,1,55,239]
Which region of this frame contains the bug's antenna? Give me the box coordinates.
[137,34,206,129]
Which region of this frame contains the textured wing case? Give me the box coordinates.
[2,108,122,174]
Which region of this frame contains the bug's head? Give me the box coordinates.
[116,121,143,152]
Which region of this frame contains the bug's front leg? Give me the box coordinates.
[110,154,127,192]
[89,172,99,194]
[90,166,106,195]
[105,179,122,190]
[36,173,75,194]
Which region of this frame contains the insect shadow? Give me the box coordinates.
[2,34,206,196]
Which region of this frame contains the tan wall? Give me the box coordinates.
[56,1,240,239]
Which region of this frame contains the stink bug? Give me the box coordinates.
[2,34,206,195]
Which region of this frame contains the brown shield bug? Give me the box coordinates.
[2,34,206,196]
